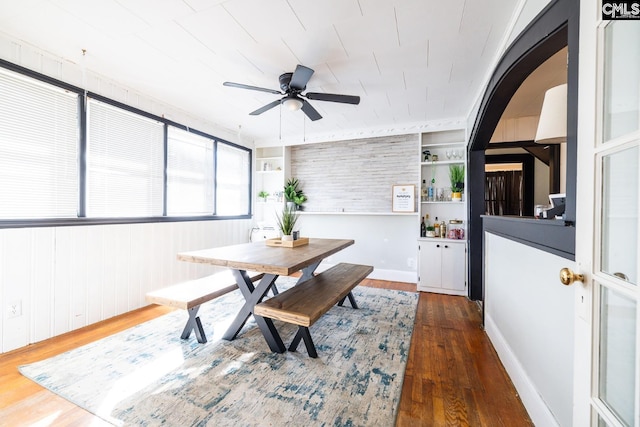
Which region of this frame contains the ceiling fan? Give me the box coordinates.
[223,64,360,121]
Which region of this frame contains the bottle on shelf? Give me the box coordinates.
[421,180,428,202]
[440,220,446,238]
[420,216,426,237]
[434,217,440,237]
[424,214,430,229]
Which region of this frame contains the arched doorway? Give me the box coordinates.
[466,0,578,301]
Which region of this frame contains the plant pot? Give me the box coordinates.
[452,192,462,201]
[286,201,296,211]
[281,235,294,241]
[426,231,436,237]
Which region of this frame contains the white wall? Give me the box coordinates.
[484,232,574,426]
[297,213,417,283]
[507,0,555,47]
[0,220,252,353]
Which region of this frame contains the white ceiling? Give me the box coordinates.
[0,0,523,145]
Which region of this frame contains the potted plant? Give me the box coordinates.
[276,205,299,241]
[426,226,436,237]
[449,164,465,201]
[258,190,269,202]
[284,177,307,210]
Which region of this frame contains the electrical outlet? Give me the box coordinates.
[6,300,22,318]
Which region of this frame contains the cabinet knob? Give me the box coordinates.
[444,245,449,248]
[436,244,440,248]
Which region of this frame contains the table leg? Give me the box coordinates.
[297,261,321,284]
[223,270,286,353]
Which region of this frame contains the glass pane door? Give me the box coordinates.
[598,286,637,425]
[594,19,640,427]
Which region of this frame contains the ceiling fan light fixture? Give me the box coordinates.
[283,96,303,111]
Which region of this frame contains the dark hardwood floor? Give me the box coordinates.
[0,279,532,426]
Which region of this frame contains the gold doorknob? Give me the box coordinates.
[560,268,584,286]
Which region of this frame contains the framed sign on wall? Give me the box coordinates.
[392,184,416,213]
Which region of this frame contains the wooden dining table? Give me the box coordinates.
[177,238,354,353]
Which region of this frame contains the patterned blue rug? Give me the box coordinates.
[20,279,418,426]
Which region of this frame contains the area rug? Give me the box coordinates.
[20,278,418,426]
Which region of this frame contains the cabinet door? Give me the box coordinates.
[441,242,466,291]
[418,241,443,290]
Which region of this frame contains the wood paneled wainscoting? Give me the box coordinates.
[0,279,531,426]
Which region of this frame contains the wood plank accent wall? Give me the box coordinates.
[290,134,419,213]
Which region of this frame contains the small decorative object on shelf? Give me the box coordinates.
[392,184,416,212]
[258,190,269,202]
[449,164,465,202]
[448,219,465,239]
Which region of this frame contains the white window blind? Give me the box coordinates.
[217,143,250,216]
[0,68,79,219]
[166,127,214,215]
[86,99,164,217]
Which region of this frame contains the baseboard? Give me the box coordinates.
[484,313,559,427]
[368,268,416,283]
[316,263,416,284]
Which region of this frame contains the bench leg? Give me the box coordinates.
[181,306,207,344]
[338,291,359,309]
[289,326,318,358]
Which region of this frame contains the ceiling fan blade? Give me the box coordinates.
[301,99,322,121]
[305,92,360,105]
[223,81,281,95]
[250,99,282,116]
[289,65,314,91]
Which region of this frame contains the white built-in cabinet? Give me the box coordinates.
[417,129,468,295]
[418,240,466,294]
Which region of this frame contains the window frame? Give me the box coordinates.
[0,60,252,228]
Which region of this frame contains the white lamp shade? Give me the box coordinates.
[283,97,303,111]
[535,83,567,144]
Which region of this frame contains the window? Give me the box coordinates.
[0,62,251,225]
[166,127,214,215]
[217,143,250,216]
[86,98,164,218]
[0,67,79,219]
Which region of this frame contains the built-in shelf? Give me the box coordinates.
[420,160,465,166]
[256,170,283,174]
[418,237,467,243]
[298,211,419,216]
[421,201,465,205]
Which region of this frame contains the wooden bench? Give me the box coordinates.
[254,262,373,358]
[146,269,265,344]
